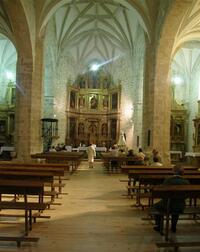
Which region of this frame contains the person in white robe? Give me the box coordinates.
[87,143,96,168]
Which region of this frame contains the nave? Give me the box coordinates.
[0,162,199,252]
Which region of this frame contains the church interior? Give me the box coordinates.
[1,0,200,251]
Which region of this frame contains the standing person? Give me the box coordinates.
[153,165,189,234]
[87,143,96,168]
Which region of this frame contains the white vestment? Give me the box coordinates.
[87,145,96,162]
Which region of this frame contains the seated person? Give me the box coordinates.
[153,165,189,234]
[135,148,145,165]
[49,146,56,152]
[110,145,119,171]
[55,143,62,151]
[150,157,163,167]
[151,149,162,164]
[110,144,118,156]
[126,149,135,165]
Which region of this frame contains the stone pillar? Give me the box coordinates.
[142,38,156,150]
[30,38,44,154]
[143,38,171,165]
[3,0,44,160]
[15,57,33,161]
[143,0,192,165]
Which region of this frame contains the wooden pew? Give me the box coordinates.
[101,153,139,173]
[0,179,48,246]
[128,169,200,184]
[121,164,198,173]
[126,169,200,206]
[135,174,200,207]
[0,163,65,194]
[31,152,83,172]
[151,184,200,250]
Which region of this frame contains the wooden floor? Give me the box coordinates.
[0,161,200,251]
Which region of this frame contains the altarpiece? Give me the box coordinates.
[66,71,121,147]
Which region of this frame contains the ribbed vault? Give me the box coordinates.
[41,0,150,69]
[0,2,13,41]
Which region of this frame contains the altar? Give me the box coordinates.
[185,152,200,166]
[170,151,183,162]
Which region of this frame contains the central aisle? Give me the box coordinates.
[35,161,156,252]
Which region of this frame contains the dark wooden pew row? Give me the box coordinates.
[101,153,140,173]
[31,152,83,172]
[121,164,199,173]
[127,168,200,206]
[133,174,200,207]
[0,179,48,247]
[151,184,200,250]
[0,161,70,170]
[0,169,64,203]
[0,162,66,194]
[0,166,64,207]
[128,169,200,187]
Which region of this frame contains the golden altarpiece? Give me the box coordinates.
[193,101,200,152]
[66,71,121,147]
[0,82,15,146]
[170,99,187,151]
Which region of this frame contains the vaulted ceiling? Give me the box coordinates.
[0,2,13,41]
[42,0,150,68]
[2,0,200,82]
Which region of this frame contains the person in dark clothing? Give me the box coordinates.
[126,149,135,165]
[153,165,190,234]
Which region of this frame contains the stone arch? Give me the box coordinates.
[152,0,193,164]
[2,0,35,160]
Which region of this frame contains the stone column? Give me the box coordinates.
[143,37,171,165]
[142,38,156,150]
[3,0,45,160]
[143,0,192,165]
[30,37,44,154]
[15,56,33,161]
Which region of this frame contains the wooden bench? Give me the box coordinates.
[0,179,49,246]
[31,152,83,172]
[126,169,200,203]
[101,153,140,173]
[0,162,67,193]
[0,201,48,233]
[150,184,200,250]
[156,241,200,251]
[127,174,200,208]
[121,164,198,173]
[0,236,39,248]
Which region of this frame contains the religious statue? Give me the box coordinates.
[117,131,127,152]
[101,123,108,136]
[89,122,97,134]
[70,91,76,108]
[198,125,200,145]
[103,96,108,108]
[79,95,85,107]
[90,95,98,109]
[78,123,84,136]
[79,77,86,88]
[112,93,118,109]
